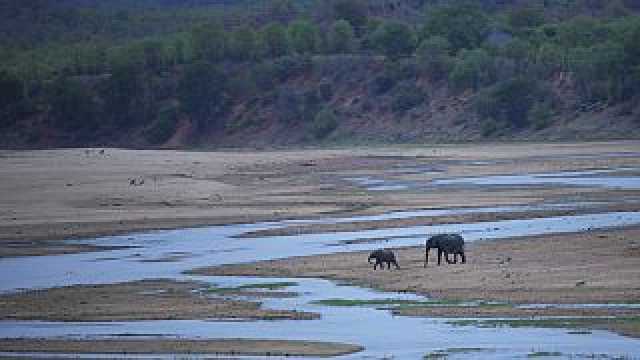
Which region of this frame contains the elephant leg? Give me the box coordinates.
[437,249,442,265]
[387,261,392,270]
[460,252,466,264]
[424,249,429,267]
[445,253,456,264]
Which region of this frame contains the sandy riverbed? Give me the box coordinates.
[0,338,363,357]
[1,141,639,254]
[0,279,315,322]
[2,141,640,355]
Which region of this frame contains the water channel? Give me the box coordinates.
[1,202,640,358]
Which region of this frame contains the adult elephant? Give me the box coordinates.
[424,233,465,266]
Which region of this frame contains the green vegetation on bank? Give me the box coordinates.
[447,316,640,330]
[311,298,505,308]
[202,281,299,293]
[2,0,640,146]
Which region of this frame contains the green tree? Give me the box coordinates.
[417,36,452,80]
[449,48,494,91]
[507,6,545,31]
[178,62,227,129]
[371,21,416,58]
[0,70,25,126]
[142,40,164,73]
[328,20,357,53]
[102,61,147,128]
[191,23,227,62]
[288,20,318,55]
[475,77,545,128]
[311,106,339,139]
[422,4,489,54]
[48,77,98,131]
[332,0,368,30]
[260,23,289,58]
[229,27,258,61]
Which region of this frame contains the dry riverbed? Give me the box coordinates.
[2,142,640,355]
[2,141,639,257]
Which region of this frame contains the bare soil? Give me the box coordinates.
[0,279,317,321]
[0,339,363,357]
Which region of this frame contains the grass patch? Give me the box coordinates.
[312,298,429,307]
[527,351,563,357]
[447,316,640,330]
[202,282,298,293]
[313,298,507,309]
[424,348,493,359]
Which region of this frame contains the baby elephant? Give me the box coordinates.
[425,233,466,266]
[368,249,400,270]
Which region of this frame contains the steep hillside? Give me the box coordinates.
[1,0,640,148]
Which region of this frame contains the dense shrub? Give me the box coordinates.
[417,36,453,81]
[475,77,548,128]
[528,102,554,130]
[178,62,227,129]
[0,70,25,126]
[311,106,339,139]
[146,104,178,144]
[370,21,417,58]
[391,83,426,114]
[449,48,494,91]
[48,77,99,131]
[421,4,490,53]
[328,20,357,54]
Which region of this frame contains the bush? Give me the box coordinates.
[328,20,357,53]
[0,70,26,127]
[475,77,548,128]
[146,104,178,144]
[370,75,395,95]
[178,62,227,129]
[391,83,425,113]
[288,20,318,55]
[417,36,453,81]
[48,77,99,131]
[273,55,312,81]
[370,21,417,58]
[311,106,339,139]
[421,4,490,53]
[332,0,368,29]
[449,48,494,91]
[528,102,554,130]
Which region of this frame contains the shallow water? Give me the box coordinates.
[347,168,640,191]
[433,168,640,189]
[1,207,640,358]
[1,277,639,359]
